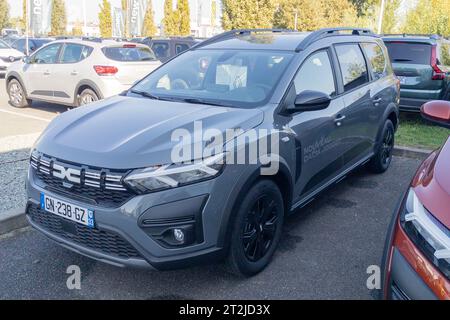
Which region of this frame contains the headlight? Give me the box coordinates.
[401,188,450,279]
[123,153,226,194]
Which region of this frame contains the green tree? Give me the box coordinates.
[176,0,191,36]
[222,0,276,30]
[122,0,129,37]
[142,0,157,37]
[163,0,176,35]
[381,0,400,34]
[0,0,10,31]
[274,0,358,31]
[71,21,83,37]
[211,0,217,27]
[401,0,450,37]
[51,0,67,35]
[99,0,113,38]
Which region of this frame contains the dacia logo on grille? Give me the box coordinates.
[52,163,81,184]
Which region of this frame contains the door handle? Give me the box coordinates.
[43,70,50,75]
[373,97,383,106]
[334,115,346,126]
[71,71,79,76]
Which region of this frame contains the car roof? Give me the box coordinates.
[49,38,149,48]
[201,31,311,51]
[196,28,377,52]
[382,35,439,44]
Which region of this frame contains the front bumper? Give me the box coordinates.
[25,164,241,270]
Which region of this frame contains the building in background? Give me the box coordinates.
[190,0,222,38]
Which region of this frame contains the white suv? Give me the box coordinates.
[6,39,161,108]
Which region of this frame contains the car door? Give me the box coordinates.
[334,43,374,167]
[51,43,92,104]
[285,49,348,200]
[361,42,394,141]
[23,43,63,101]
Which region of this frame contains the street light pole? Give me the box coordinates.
[377,0,386,35]
[294,9,298,31]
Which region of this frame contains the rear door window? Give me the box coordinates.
[361,43,387,80]
[335,44,369,92]
[60,44,93,63]
[102,46,157,62]
[384,42,431,65]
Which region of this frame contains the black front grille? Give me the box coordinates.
[28,205,142,260]
[31,151,136,208]
[35,171,134,207]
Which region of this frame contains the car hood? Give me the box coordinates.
[35,96,264,169]
[414,137,450,229]
[0,48,24,58]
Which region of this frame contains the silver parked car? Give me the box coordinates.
[6,39,161,108]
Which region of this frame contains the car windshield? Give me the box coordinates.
[131,49,293,108]
[0,39,10,49]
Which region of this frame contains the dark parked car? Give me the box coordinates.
[140,37,200,62]
[11,37,54,55]
[26,28,399,276]
[383,35,450,112]
[382,100,450,300]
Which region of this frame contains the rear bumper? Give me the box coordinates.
[399,97,429,112]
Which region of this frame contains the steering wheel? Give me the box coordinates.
[171,79,189,90]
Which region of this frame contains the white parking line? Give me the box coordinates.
[0,109,52,123]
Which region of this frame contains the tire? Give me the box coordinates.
[368,120,395,174]
[77,88,99,106]
[226,180,285,277]
[7,79,31,108]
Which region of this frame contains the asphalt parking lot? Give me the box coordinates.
[0,78,422,299]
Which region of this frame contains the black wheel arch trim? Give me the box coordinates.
[375,103,399,149]
[6,71,29,98]
[74,80,104,104]
[216,161,294,249]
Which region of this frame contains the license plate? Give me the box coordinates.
[40,193,95,228]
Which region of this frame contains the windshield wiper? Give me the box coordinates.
[393,58,413,62]
[180,98,230,107]
[130,89,161,100]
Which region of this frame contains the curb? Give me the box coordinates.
[0,207,28,236]
[393,145,433,160]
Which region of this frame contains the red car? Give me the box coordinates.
[382,100,450,300]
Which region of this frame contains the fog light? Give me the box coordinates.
[173,229,185,243]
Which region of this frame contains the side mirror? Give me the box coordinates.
[287,90,331,113]
[421,100,450,129]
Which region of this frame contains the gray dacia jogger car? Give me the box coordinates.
[26,28,400,276]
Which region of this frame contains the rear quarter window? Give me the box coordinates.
[361,43,388,80]
[384,42,431,65]
[102,46,157,62]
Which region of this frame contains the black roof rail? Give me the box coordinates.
[192,28,294,50]
[81,37,102,43]
[382,33,441,40]
[295,27,375,52]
